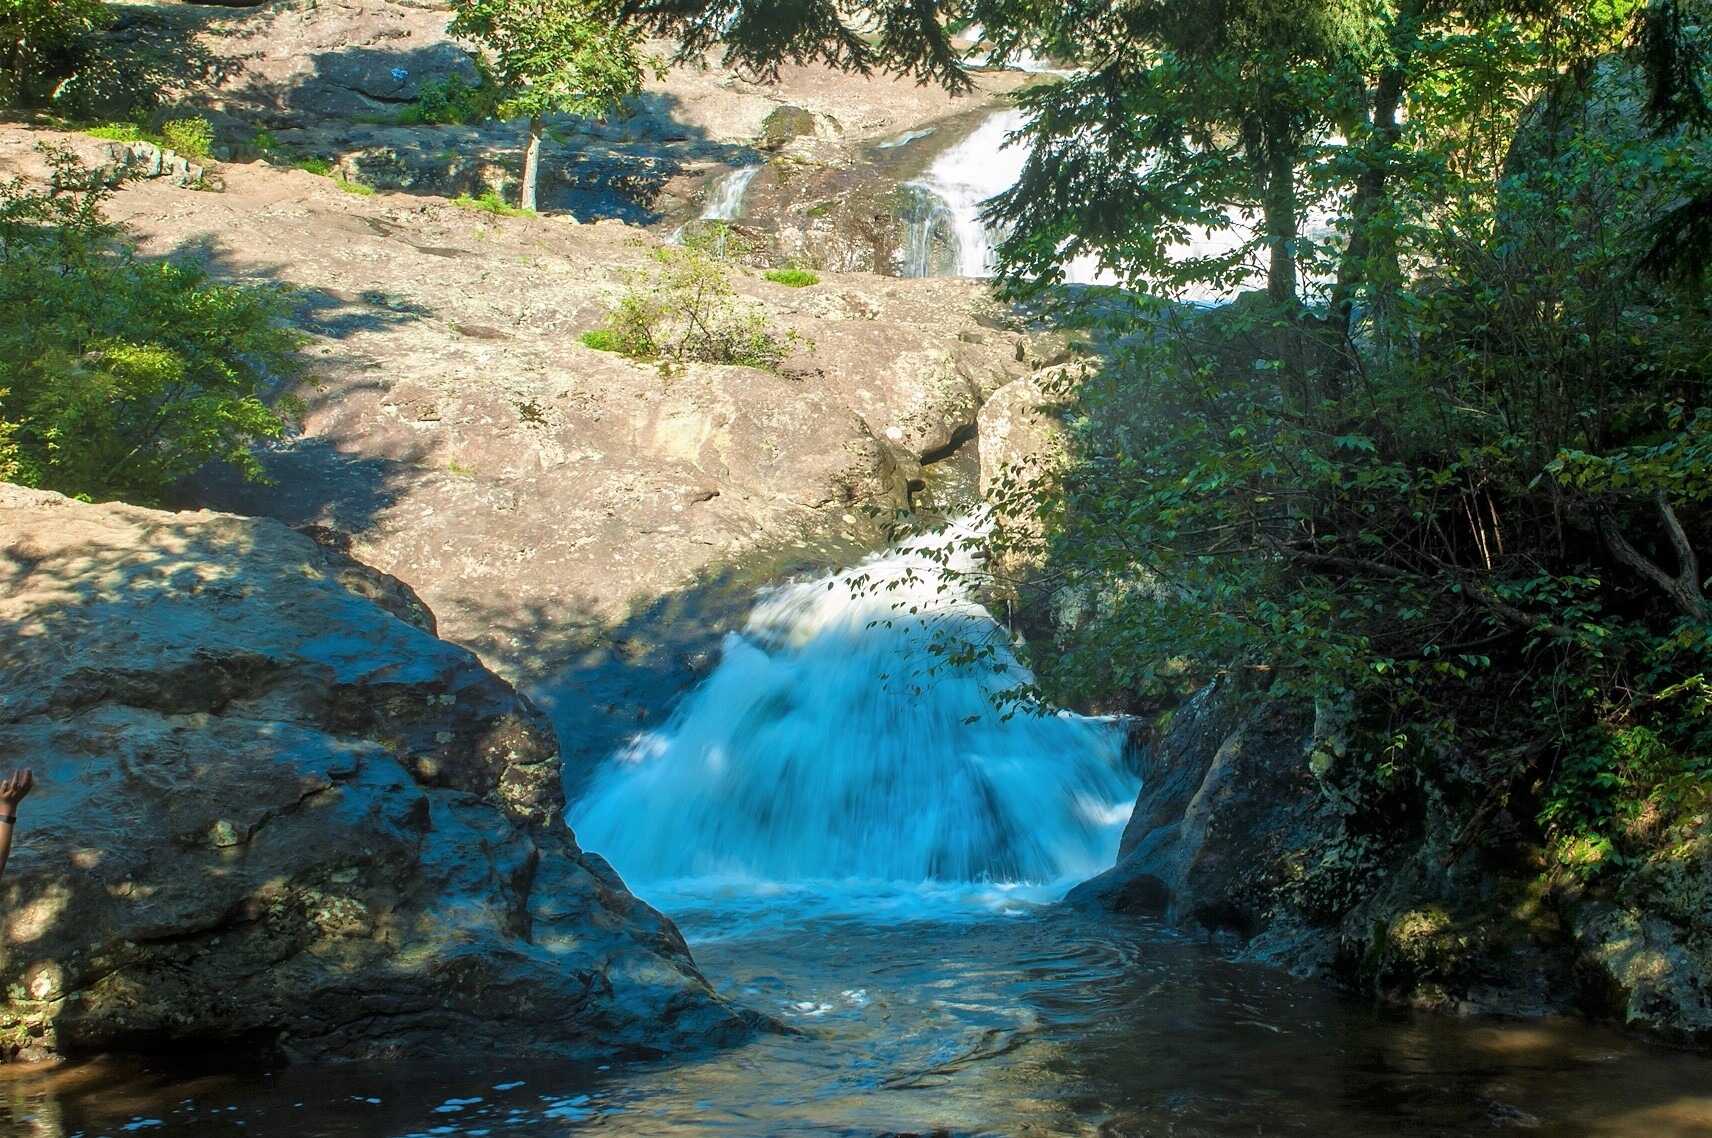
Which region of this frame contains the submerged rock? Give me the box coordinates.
[0,486,752,1063]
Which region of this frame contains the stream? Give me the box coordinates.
[4,531,1710,1136]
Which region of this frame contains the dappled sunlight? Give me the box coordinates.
[4,887,70,946]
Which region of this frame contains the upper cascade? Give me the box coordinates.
[569,519,1138,890]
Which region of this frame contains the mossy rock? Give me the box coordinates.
[760,105,820,149]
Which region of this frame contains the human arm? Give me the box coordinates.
[0,770,34,880]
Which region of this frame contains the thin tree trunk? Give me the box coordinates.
[1262,110,1300,309]
[520,114,543,212]
[1326,0,1423,348]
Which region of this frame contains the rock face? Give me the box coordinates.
[0,485,752,1063]
[0,125,1050,780]
[1069,679,1712,1046]
[103,0,1025,223]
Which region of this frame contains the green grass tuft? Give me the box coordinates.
[291,157,334,177]
[84,122,161,146]
[333,176,376,197]
[579,329,621,352]
[763,268,820,288]
[453,191,534,218]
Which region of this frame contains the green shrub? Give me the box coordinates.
[578,328,620,352]
[81,116,215,161]
[452,190,532,217]
[763,268,819,287]
[399,72,500,126]
[291,157,334,177]
[159,116,214,160]
[0,146,302,504]
[593,246,796,370]
[83,120,158,145]
[0,0,110,108]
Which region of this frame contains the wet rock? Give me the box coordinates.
[0,485,752,1064]
[1570,898,1712,1045]
[1068,677,1712,1044]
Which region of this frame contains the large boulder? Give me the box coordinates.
[1069,678,1712,1045]
[0,485,753,1063]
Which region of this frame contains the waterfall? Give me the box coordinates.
[569,520,1137,896]
[701,164,761,221]
[898,110,1337,299]
[900,111,1031,278]
[667,164,762,245]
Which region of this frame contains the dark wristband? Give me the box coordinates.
[0,814,14,825]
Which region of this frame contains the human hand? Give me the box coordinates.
[0,770,34,808]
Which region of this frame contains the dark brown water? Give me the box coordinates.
[3,897,1709,1137]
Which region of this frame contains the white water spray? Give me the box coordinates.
[701,164,761,221]
[569,520,1137,896]
[668,164,762,244]
[901,110,1032,278]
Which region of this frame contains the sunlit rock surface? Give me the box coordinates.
[0,486,752,1063]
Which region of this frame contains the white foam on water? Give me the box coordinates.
[569,518,1138,921]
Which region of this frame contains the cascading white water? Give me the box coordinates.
[667,164,762,245]
[569,520,1138,897]
[901,110,1032,278]
[701,164,761,221]
[899,109,1336,301]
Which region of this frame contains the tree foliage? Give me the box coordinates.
[450,0,655,122]
[449,0,659,208]
[652,0,1712,886]
[0,148,302,504]
[0,0,109,107]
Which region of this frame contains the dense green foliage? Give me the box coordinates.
[0,149,301,504]
[400,72,503,126]
[448,0,659,209]
[590,246,795,370]
[651,0,1712,886]
[0,0,108,107]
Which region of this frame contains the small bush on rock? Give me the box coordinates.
[400,72,501,126]
[159,116,214,160]
[763,268,819,287]
[594,246,796,371]
[453,190,533,217]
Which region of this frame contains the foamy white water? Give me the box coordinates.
[900,109,1338,301]
[901,110,1033,277]
[667,164,762,244]
[701,164,760,221]
[569,520,1138,907]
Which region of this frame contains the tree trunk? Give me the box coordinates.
[1261,110,1300,309]
[1600,492,1710,622]
[1326,0,1423,348]
[520,114,543,213]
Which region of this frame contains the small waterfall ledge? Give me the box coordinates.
[569,519,1138,899]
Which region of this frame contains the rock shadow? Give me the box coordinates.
[149,234,433,536]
